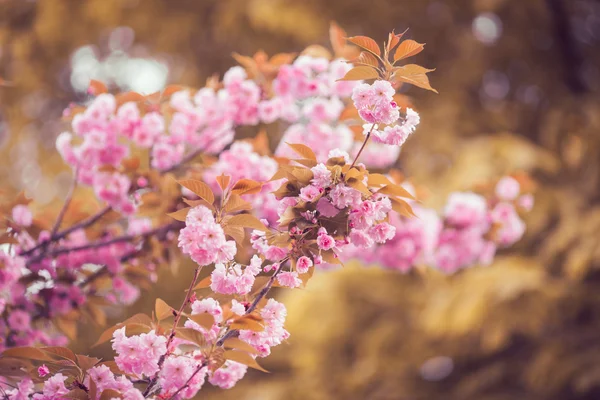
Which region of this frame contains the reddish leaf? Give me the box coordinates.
[224,350,269,373]
[337,66,380,81]
[223,337,259,354]
[216,174,231,191]
[394,40,425,62]
[88,80,108,95]
[177,179,215,205]
[189,313,215,330]
[167,207,190,222]
[155,298,173,321]
[286,143,317,161]
[346,36,381,57]
[226,214,268,232]
[393,64,438,93]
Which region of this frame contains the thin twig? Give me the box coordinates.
[159,147,204,174]
[50,168,79,237]
[19,206,112,257]
[143,265,203,396]
[216,260,286,347]
[26,221,182,266]
[349,124,375,170]
[165,361,208,400]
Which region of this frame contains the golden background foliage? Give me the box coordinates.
[1,0,600,398]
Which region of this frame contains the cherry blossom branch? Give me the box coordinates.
[349,124,375,170]
[216,260,286,347]
[19,206,112,257]
[159,147,205,174]
[25,221,183,266]
[50,169,79,237]
[165,361,208,400]
[143,265,203,396]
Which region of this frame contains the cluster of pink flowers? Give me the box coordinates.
[0,24,536,398]
[203,141,281,224]
[353,81,420,146]
[353,177,532,273]
[178,205,236,266]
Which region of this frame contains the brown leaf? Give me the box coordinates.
[223,224,246,246]
[55,317,78,340]
[155,298,173,321]
[393,40,425,62]
[231,179,263,196]
[390,198,417,218]
[330,21,348,58]
[224,350,269,373]
[223,338,259,354]
[230,314,265,332]
[377,184,416,200]
[0,358,31,377]
[189,313,215,330]
[176,327,207,347]
[386,29,408,53]
[367,173,393,187]
[393,64,438,93]
[193,276,212,290]
[338,66,380,81]
[41,346,77,362]
[88,79,108,95]
[64,389,88,399]
[100,389,122,400]
[177,179,215,204]
[92,313,153,347]
[223,194,252,214]
[76,355,101,372]
[226,214,268,232]
[167,207,190,222]
[346,36,381,57]
[286,143,317,161]
[216,174,231,191]
[1,346,54,361]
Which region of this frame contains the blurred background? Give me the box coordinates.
[1,0,600,399]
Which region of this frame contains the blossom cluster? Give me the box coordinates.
[352,176,533,273]
[0,27,533,399]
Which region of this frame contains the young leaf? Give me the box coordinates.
[338,66,380,81]
[193,275,212,290]
[0,358,31,377]
[230,314,265,332]
[176,327,207,347]
[1,347,55,361]
[353,51,380,68]
[177,179,215,204]
[189,313,215,330]
[387,29,408,53]
[390,197,417,217]
[286,143,317,161]
[167,207,190,222]
[41,347,77,363]
[231,179,263,196]
[99,389,122,400]
[346,36,381,57]
[223,194,253,214]
[393,40,425,62]
[329,21,348,57]
[216,174,231,191]
[377,184,416,200]
[367,173,393,187]
[226,214,268,232]
[224,350,269,372]
[393,64,438,93]
[88,80,108,95]
[223,337,259,354]
[155,298,173,321]
[223,225,246,246]
[92,314,153,347]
